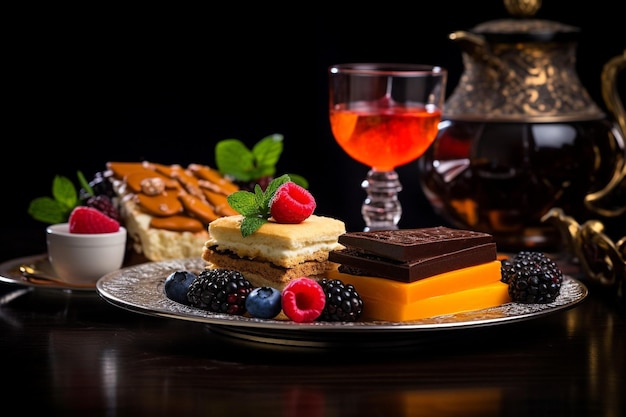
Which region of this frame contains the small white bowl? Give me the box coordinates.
[46,223,127,285]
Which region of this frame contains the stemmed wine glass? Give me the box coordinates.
[328,63,447,231]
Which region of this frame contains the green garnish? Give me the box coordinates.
[227,174,291,237]
[215,133,308,188]
[27,171,92,224]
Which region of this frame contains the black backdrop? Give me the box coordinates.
[4,1,624,261]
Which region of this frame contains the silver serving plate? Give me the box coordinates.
[95,257,588,349]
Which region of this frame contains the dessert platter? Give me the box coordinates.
[96,257,588,349]
[20,157,591,349]
[0,254,97,292]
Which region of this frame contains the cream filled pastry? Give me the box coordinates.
[202,214,346,290]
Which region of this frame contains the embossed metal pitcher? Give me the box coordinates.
[419,0,625,251]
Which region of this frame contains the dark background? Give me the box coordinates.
[3,1,624,262]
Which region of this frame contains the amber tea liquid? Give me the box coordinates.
[419,119,623,251]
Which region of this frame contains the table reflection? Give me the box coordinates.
[0,277,623,416]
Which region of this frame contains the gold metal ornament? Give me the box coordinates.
[542,208,625,300]
[504,0,542,17]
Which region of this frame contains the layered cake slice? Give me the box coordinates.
[327,227,510,321]
[106,161,239,261]
[202,214,346,290]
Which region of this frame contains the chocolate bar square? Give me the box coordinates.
[337,226,493,262]
[329,243,497,282]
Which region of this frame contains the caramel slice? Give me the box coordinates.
[150,215,205,233]
[107,161,240,233]
[125,170,178,193]
[135,193,183,217]
[179,193,220,224]
[107,161,156,179]
[203,189,239,216]
[189,163,240,195]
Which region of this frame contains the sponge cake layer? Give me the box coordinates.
[204,215,346,268]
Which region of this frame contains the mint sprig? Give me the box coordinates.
[227,174,291,237]
[216,133,283,182]
[215,133,308,188]
[27,171,93,224]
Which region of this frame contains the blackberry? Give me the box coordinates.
[85,195,120,221]
[504,251,563,303]
[316,279,363,322]
[80,171,116,200]
[500,259,515,284]
[187,269,253,315]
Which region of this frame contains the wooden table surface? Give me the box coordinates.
[1,255,624,416]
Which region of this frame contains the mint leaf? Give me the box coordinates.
[227,190,260,216]
[264,174,289,197]
[253,184,269,216]
[52,175,78,210]
[27,197,70,224]
[215,139,256,181]
[226,174,292,237]
[215,133,309,187]
[28,173,85,224]
[287,173,308,189]
[240,216,268,237]
[251,133,283,178]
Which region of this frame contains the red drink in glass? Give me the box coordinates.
[330,102,441,171]
[328,63,447,230]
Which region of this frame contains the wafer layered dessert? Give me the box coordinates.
[202,214,346,290]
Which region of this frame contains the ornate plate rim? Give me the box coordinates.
[0,254,97,292]
[95,257,588,333]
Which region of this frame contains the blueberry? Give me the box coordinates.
[245,286,282,319]
[164,270,197,305]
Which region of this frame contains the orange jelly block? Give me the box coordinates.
[359,281,510,322]
[326,260,502,303]
[326,260,511,322]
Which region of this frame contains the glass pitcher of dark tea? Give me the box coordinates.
[419,0,625,251]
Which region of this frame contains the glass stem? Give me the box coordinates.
[361,169,402,231]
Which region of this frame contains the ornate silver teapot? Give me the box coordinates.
[419,0,625,251]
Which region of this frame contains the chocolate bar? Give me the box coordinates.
[337,226,493,261]
[328,243,497,282]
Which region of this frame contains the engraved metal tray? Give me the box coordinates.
[96,258,588,349]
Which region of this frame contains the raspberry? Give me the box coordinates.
[281,277,326,323]
[68,206,121,234]
[270,182,316,224]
